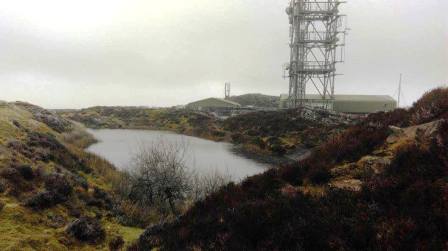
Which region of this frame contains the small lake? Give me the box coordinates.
[86,129,269,181]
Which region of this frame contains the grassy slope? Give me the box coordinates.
[0,102,143,250]
[131,88,448,250]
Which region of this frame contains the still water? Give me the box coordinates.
[87,129,269,181]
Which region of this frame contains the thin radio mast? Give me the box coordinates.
[398,74,402,108]
[225,82,231,100]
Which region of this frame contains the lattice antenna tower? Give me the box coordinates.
[225,82,231,99]
[285,0,347,109]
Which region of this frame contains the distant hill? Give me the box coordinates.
[228,93,280,108]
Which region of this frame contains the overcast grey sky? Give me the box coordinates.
[0,0,447,108]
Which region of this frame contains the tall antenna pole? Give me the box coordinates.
[398,74,402,108]
[285,0,347,110]
[225,82,231,100]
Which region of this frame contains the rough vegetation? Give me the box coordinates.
[130,87,448,250]
[228,93,280,108]
[60,104,348,159]
[224,108,349,157]
[0,102,143,250]
[2,87,447,250]
[60,106,224,141]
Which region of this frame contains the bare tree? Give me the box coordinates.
[128,140,192,215]
[122,138,231,218]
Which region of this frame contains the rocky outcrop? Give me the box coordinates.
[330,178,363,192]
[14,102,72,132]
[387,119,444,145]
[328,120,445,192]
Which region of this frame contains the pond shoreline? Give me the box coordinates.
[86,128,271,181]
[84,125,310,170]
[231,145,311,167]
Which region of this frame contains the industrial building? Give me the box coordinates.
[280,94,397,114]
[186,98,241,113]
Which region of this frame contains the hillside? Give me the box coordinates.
[228,94,280,108]
[0,102,143,250]
[130,87,448,250]
[60,106,349,161]
[60,107,224,142]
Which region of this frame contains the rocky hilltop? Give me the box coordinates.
[131,87,448,250]
[228,93,280,108]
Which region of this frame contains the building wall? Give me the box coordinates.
[333,100,396,114]
[279,94,397,114]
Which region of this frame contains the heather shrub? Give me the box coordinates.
[279,162,307,186]
[16,165,34,180]
[65,217,105,244]
[411,87,448,124]
[108,236,125,251]
[309,166,332,184]
[251,137,266,149]
[25,173,73,210]
[241,169,284,199]
[231,133,244,144]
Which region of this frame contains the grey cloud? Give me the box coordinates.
[0,0,446,108]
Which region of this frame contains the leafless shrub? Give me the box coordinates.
[119,139,231,219]
[189,170,232,202]
[127,140,192,215]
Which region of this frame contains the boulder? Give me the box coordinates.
[387,120,444,144]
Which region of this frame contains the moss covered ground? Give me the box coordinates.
[0,102,144,250]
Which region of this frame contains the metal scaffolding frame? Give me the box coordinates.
[285,0,347,109]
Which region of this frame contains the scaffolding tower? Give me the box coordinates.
[285,0,347,109]
[225,82,231,99]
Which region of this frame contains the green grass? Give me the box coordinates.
[0,198,67,251]
[0,102,145,250]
